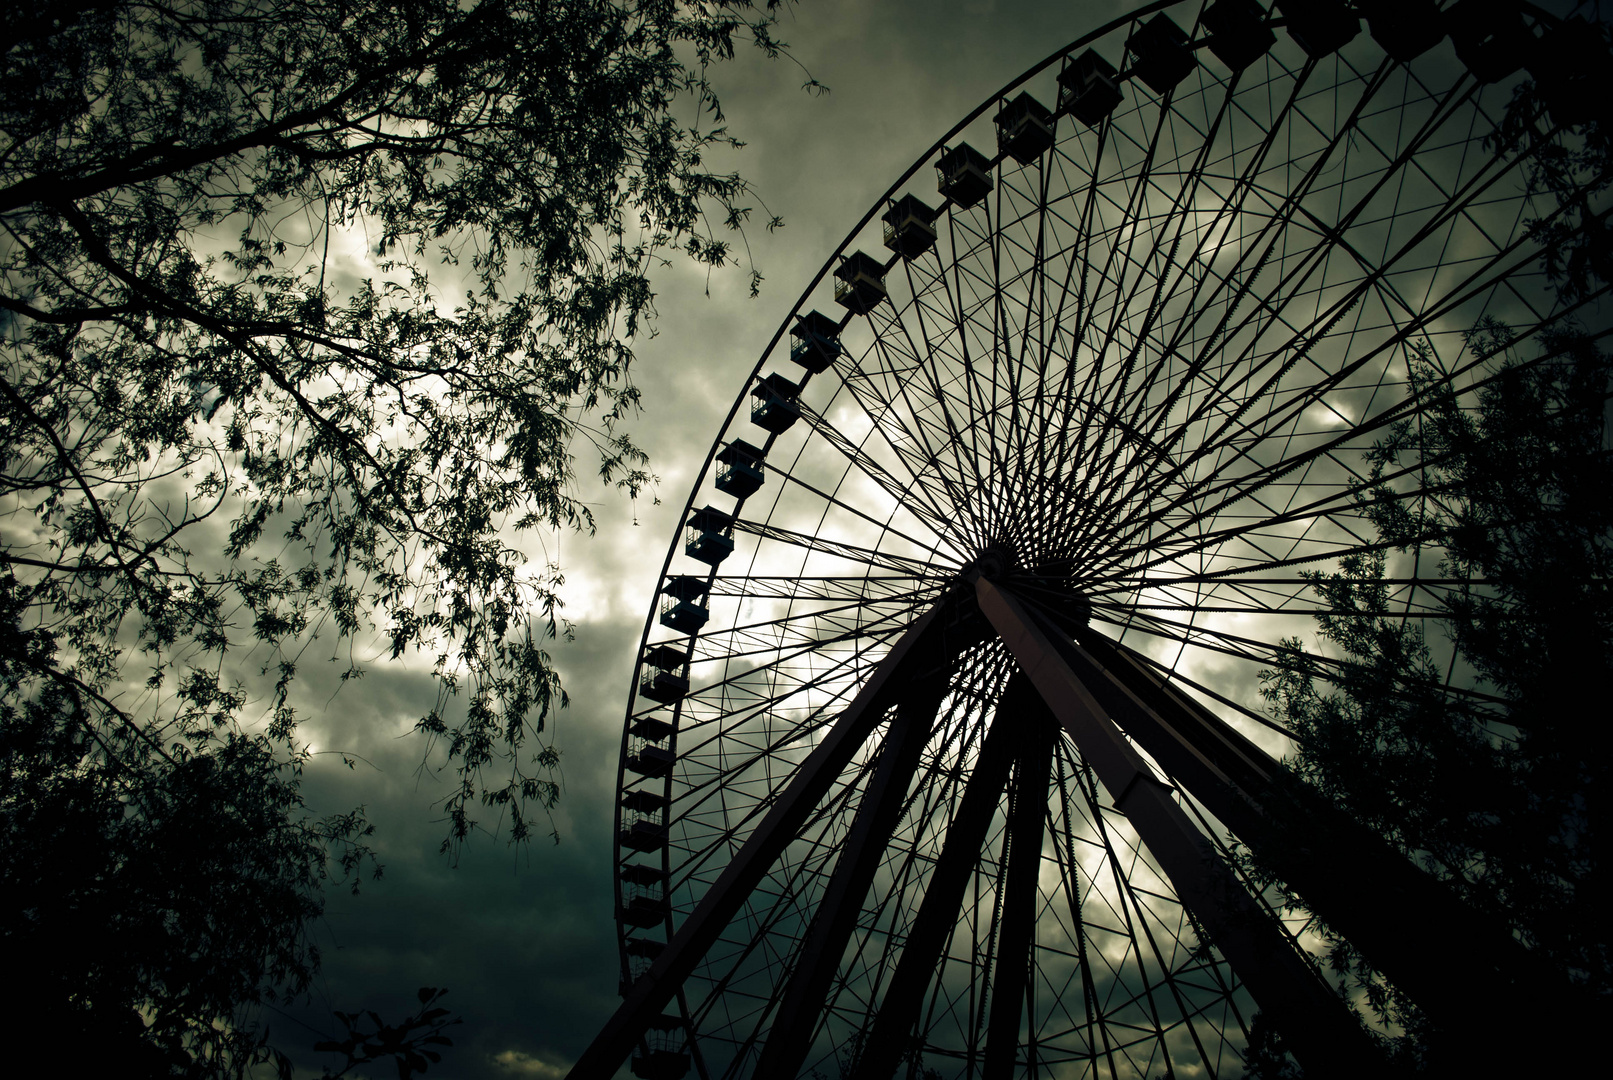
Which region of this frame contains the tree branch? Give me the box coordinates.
[0,1,499,216]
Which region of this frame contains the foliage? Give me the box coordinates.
[1,588,378,1076]
[1,0,795,1072]
[1486,14,1613,305]
[1257,322,1613,1039]
[312,987,460,1080]
[1238,1013,1301,1080]
[1,0,791,848]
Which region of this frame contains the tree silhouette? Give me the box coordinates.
[1253,48,1612,1067]
[1,0,799,1071]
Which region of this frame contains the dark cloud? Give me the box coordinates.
[278,4,1137,1077]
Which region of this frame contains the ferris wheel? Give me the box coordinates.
[572,2,1608,1078]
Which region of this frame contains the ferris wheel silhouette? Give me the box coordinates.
[572,3,1608,1078]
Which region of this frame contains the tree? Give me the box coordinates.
[1253,51,1613,1065]
[1,0,799,1070]
[0,616,377,1075]
[1260,321,1611,1004]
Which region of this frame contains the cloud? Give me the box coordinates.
[491,1049,573,1078]
[263,4,1232,1078]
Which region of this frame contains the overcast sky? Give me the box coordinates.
[279,4,1141,1078]
[267,0,1613,1073]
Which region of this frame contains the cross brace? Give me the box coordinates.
[848,675,1039,1080]
[752,666,950,1079]
[982,691,1057,1080]
[1057,597,1592,1071]
[975,577,1381,1078]
[566,602,966,1080]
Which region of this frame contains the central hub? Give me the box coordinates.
[972,543,1018,580]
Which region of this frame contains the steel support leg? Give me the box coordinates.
[975,578,1380,1079]
[752,674,950,1080]
[566,606,953,1080]
[1064,621,1592,1073]
[849,675,1036,1080]
[982,696,1056,1080]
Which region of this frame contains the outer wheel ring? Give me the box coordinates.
[609,4,1603,1077]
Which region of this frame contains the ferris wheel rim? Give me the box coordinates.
[609,0,1187,984]
[616,0,1193,700]
[604,3,1602,1077]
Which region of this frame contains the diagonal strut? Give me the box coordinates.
[751,654,953,1079]
[975,577,1381,1079]
[567,600,968,1080]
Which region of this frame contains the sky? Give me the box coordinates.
[279,3,1134,1077]
[264,1,1602,1075]
[7,0,1603,1075]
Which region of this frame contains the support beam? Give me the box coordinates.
[849,676,1034,1080]
[752,672,949,1080]
[1065,623,1595,1073]
[982,696,1056,1080]
[975,578,1380,1079]
[566,605,955,1080]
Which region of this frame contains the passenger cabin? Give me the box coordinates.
[659,575,709,633]
[632,716,675,742]
[625,938,665,959]
[628,744,675,778]
[1201,0,1275,71]
[882,194,939,259]
[834,250,889,312]
[994,92,1055,164]
[1059,50,1123,127]
[621,818,669,850]
[1275,0,1358,58]
[1126,14,1195,95]
[715,440,767,499]
[631,1016,690,1080]
[644,643,688,672]
[638,651,687,707]
[622,895,671,927]
[1448,0,1530,82]
[1531,17,1613,126]
[620,863,666,887]
[751,373,802,434]
[621,788,667,814]
[1356,0,1445,62]
[936,143,992,209]
[639,663,688,704]
[685,505,734,567]
[789,309,842,373]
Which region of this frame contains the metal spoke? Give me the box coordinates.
[589,6,1609,1079]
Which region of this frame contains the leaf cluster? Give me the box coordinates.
[1256,323,1613,1041]
[1,0,789,853]
[1,586,380,1075]
[311,987,460,1080]
[0,0,795,1071]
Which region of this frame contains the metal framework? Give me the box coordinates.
[584,3,1610,1078]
